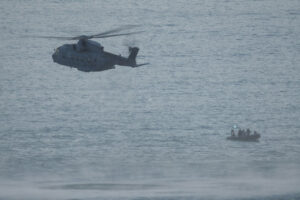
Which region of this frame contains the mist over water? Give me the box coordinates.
[1,0,300,199]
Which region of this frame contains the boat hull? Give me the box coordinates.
[226,134,260,142]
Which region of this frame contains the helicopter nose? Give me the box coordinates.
[52,48,59,61]
[52,53,56,61]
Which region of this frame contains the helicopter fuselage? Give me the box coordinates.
[52,39,138,72]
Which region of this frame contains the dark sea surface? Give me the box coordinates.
[1,0,300,199]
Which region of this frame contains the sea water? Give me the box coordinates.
[0,0,300,199]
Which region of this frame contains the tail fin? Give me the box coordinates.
[128,47,139,67]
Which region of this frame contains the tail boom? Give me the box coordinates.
[104,47,148,68]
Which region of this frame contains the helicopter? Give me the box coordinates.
[34,26,149,72]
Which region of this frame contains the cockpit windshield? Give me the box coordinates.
[54,48,59,55]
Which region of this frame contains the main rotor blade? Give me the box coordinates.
[92,31,144,39]
[25,25,142,40]
[24,35,74,40]
[91,25,139,38]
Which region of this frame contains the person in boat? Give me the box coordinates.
[241,129,246,136]
[246,128,251,136]
[254,131,258,136]
[231,129,235,136]
[238,129,242,136]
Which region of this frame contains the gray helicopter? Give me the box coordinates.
[35,26,148,72]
